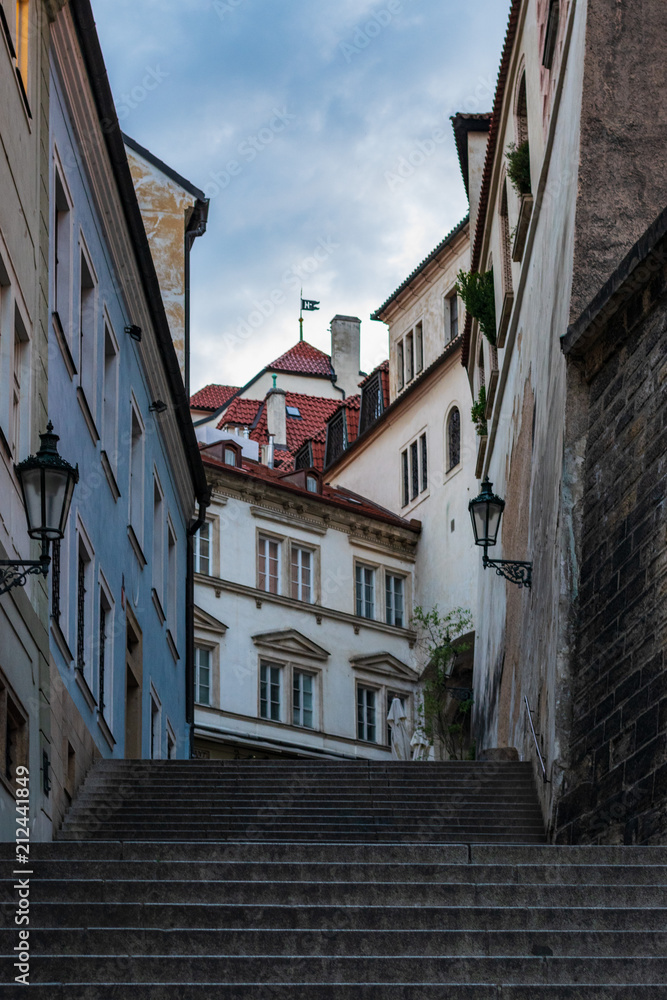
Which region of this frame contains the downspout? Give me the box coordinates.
[186,497,210,757]
[184,198,209,398]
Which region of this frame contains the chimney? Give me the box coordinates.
[266,380,287,447]
[330,315,361,398]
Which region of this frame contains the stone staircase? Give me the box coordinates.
[1,759,666,996]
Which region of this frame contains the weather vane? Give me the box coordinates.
[299,289,320,341]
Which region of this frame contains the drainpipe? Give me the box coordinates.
[184,198,209,397]
[186,496,210,758]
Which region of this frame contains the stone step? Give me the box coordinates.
[5,879,664,906]
[4,986,667,1000]
[8,927,667,958]
[9,954,667,984]
[7,842,664,864]
[2,901,664,931]
[8,860,666,884]
[56,831,548,844]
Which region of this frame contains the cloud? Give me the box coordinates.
[91,0,511,390]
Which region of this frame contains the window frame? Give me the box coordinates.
[259,661,283,722]
[257,532,283,595]
[356,683,378,743]
[292,669,316,729]
[195,645,212,707]
[354,560,377,620]
[385,572,406,628]
[194,519,212,576]
[445,291,459,344]
[290,542,315,604]
[400,429,429,510]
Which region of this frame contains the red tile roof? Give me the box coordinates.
[189,384,240,411]
[199,449,421,533]
[250,391,342,460]
[219,398,263,428]
[268,340,334,378]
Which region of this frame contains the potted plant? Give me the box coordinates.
[471,385,487,436]
[456,269,496,346]
[506,140,531,195]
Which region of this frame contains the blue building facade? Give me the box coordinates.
[45,1,208,830]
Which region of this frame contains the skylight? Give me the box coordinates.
[286,406,301,418]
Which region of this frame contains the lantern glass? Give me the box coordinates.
[15,423,78,543]
[20,467,44,537]
[469,479,505,548]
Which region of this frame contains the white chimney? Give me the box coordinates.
[266,382,287,447]
[330,315,361,397]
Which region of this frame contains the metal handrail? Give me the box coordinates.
[524,694,548,783]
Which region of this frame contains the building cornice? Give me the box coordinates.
[194,573,418,644]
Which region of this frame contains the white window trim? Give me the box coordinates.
[354,559,378,621]
[257,530,284,596]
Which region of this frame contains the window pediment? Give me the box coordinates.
[193,605,228,634]
[251,628,330,661]
[350,652,418,682]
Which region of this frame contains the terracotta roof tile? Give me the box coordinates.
[189,384,240,411]
[268,340,334,377]
[219,398,263,428]
[250,391,342,457]
[200,450,420,533]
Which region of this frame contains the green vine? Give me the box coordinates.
[506,140,531,196]
[411,606,474,760]
[456,269,497,346]
[471,385,487,436]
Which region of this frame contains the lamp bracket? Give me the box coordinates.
[0,554,50,597]
[483,552,532,589]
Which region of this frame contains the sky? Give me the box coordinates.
[92,0,511,395]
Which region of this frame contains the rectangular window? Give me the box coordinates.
[150,695,161,759]
[260,663,281,721]
[195,647,211,706]
[102,325,118,462]
[385,574,405,628]
[446,294,459,344]
[98,588,113,721]
[397,341,404,390]
[291,546,313,602]
[415,321,423,373]
[401,449,409,508]
[194,521,211,575]
[355,564,375,619]
[54,171,71,338]
[12,325,24,457]
[258,536,281,594]
[129,406,144,544]
[293,671,314,728]
[76,535,93,687]
[0,678,28,791]
[152,478,164,606]
[406,332,414,382]
[15,0,29,87]
[357,686,376,742]
[410,440,419,500]
[167,523,177,635]
[79,251,96,407]
[420,433,428,492]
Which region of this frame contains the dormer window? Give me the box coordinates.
[294,441,313,471]
[306,475,318,493]
[359,371,384,435]
[222,441,243,467]
[324,410,347,468]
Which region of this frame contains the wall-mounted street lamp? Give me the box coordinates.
[0,423,78,597]
[149,400,168,414]
[468,478,532,589]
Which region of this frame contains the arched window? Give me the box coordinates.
[516,72,528,146]
[500,180,513,295]
[447,408,461,472]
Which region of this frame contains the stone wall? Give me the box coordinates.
[557,218,667,843]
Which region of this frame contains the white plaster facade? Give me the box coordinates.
[327,221,480,650]
[193,452,421,760]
